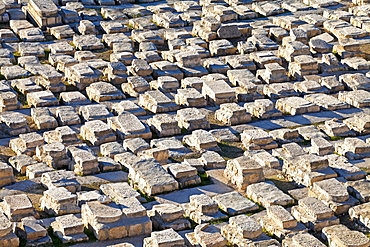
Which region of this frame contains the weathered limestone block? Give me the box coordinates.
[246,181,294,208]
[289,55,319,80]
[112,100,145,117]
[80,120,116,146]
[31,107,58,130]
[49,25,75,39]
[78,20,97,35]
[55,106,80,126]
[250,50,282,69]
[26,163,54,179]
[18,216,51,246]
[41,170,80,193]
[318,53,347,72]
[68,145,99,175]
[8,155,38,175]
[245,150,280,168]
[1,194,36,221]
[26,0,62,28]
[176,108,210,131]
[322,224,370,247]
[100,142,125,159]
[310,137,334,156]
[241,129,278,150]
[18,43,44,57]
[148,114,181,137]
[0,162,15,187]
[202,80,236,105]
[252,2,284,16]
[0,111,29,136]
[183,158,205,172]
[245,99,282,119]
[319,119,355,137]
[139,90,179,113]
[215,103,251,126]
[151,76,180,93]
[183,194,227,224]
[72,35,104,51]
[349,202,370,230]
[65,63,100,90]
[40,187,80,216]
[282,232,326,247]
[276,97,320,115]
[224,156,264,190]
[103,62,128,85]
[36,142,71,169]
[167,163,201,188]
[49,42,75,56]
[0,91,20,112]
[304,93,349,111]
[79,104,114,122]
[98,157,121,172]
[186,223,228,247]
[0,213,19,246]
[117,156,178,196]
[43,126,81,146]
[10,78,42,96]
[279,143,307,159]
[347,179,370,203]
[248,34,280,51]
[183,130,219,151]
[327,154,366,181]
[309,178,358,214]
[148,204,191,231]
[121,76,149,98]
[208,39,237,56]
[123,138,150,155]
[278,41,310,62]
[151,60,183,81]
[203,57,230,74]
[86,81,125,102]
[138,148,169,164]
[81,200,151,240]
[108,112,152,140]
[344,114,370,135]
[143,228,186,247]
[339,73,370,91]
[214,192,258,216]
[269,128,302,144]
[9,132,44,156]
[59,91,90,106]
[258,205,307,240]
[199,151,226,169]
[51,214,88,244]
[175,88,207,107]
[338,90,370,108]
[221,214,279,247]
[100,182,140,202]
[336,138,370,160]
[291,197,339,231]
[257,63,289,84]
[151,137,193,160]
[27,90,59,107]
[282,154,336,187]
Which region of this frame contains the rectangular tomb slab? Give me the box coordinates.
[304,93,349,111]
[246,181,294,208]
[276,96,320,115]
[310,178,349,203]
[214,191,258,216]
[267,205,297,229]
